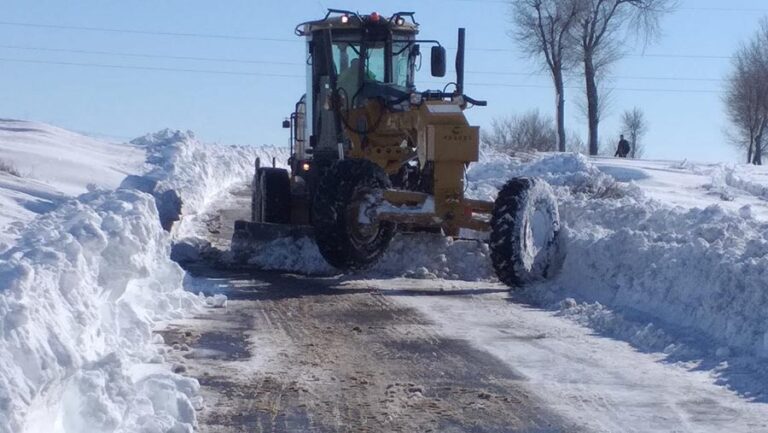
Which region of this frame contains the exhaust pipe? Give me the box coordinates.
[456,28,465,95]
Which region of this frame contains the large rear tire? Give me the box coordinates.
[312,159,395,270]
[252,168,291,224]
[490,177,563,287]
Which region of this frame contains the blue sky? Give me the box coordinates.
[0,0,765,162]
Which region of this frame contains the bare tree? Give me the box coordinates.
[510,0,582,152]
[482,110,557,153]
[567,132,588,154]
[725,20,768,165]
[574,0,676,155]
[621,107,648,158]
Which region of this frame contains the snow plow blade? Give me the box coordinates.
[232,220,313,243]
[231,220,313,255]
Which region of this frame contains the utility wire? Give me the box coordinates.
[465,69,723,82]
[426,81,719,94]
[0,57,305,78]
[0,44,303,66]
[0,44,724,83]
[0,57,718,94]
[0,21,296,42]
[443,0,768,11]
[0,21,734,60]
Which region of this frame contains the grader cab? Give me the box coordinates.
[233,9,563,286]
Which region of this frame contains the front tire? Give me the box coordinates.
[490,177,563,287]
[312,159,395,270]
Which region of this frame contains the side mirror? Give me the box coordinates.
[282,119,291,129]
[431,46,446,77]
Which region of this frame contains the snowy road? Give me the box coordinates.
[159,180,768,433]
[165,184,570,431]
[163,269,768,433]
[164,269,573,432]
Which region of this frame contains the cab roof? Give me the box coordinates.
[295,10,419,37]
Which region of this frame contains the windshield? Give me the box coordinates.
[392,41,411,88]
[365,43,385,83]
[330,37,414,100]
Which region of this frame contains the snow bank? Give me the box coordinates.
[548,192,768,357]
[126,129,286,238]
[242,233,495,280]
[0,188,203,433]
[0,120,144,247]
[724,166,768,200]
[466,150,768,358]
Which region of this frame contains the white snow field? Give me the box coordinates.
[592,156,768,221]
[3,117,768,432]
[0,121,280,433]
[0,119,145,248]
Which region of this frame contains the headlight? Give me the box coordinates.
[410,92,423,105]
[302,162,311,171]
[341,14,349,24]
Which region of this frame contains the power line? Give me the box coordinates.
[0,57,305,78]
[0,21,296,42]
[465,69,722,82]
[0,20,734,60]
[0,44,724,83]
[679,7,768,12]
[444,0,768,11]
[0,57,721,94]
[629,53,731,60]
[459,82,720,94]
[0,44,303,66]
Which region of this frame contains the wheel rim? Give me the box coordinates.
[345,187,382,248]
[521,198,553,272]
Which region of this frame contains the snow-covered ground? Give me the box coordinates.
[0,120,278,433]
[593,156,768,221]
[0,120,145,247]
[3,117,768,432]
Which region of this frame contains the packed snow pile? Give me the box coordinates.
[241,233,495,279]
[126,129,286,239]
[466,149,629,202]
[0,119,144,247]
[0,188,204,433]
[465,150,768,358]
[548,189,768,358]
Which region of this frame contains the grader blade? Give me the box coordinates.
[231,220,313,253]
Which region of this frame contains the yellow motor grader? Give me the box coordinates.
[233,9,563,286]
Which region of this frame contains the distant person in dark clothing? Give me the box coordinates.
[615,135,630,158]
